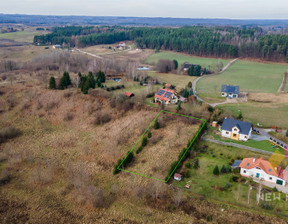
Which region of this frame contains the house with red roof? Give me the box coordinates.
[119,41,126,48]
[239,157,288,186]
[154,88,178,105]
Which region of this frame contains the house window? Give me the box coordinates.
[244,136,248,139]
[226,132,229,135]
[233,134,237,137]
[269,177,272,180]
[243,170,247,173]
[234,128,237,131]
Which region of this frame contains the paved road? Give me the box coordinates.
[192,58,238,106]
[202,137,274,155]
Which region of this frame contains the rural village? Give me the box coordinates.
[1,20,288,223]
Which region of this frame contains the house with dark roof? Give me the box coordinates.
[221,118,252,141]
[239,157,288,187]
[155,88,178,105]
[221,85,240,98]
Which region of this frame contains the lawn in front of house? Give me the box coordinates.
[174,142,288,216]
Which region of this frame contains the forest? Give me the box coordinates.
[34,26,288,61]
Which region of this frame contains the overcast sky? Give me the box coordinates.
[2,0,288,19]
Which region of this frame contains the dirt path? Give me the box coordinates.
[192,58,238,106]
[75,45,132,59]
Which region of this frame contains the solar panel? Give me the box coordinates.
[164,92,172,98]
[157,90,165,95]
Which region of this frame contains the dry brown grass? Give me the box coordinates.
[249,93,288,104]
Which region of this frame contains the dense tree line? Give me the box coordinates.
[35,25,288,61]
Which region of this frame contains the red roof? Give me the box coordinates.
[239,157,286,178]
[119,42,125,44]
[174,173,182,179]
[165,83,171,88]
[155,89,175,101]
[125,92,134,97]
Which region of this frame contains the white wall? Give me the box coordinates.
[241,167,286,186]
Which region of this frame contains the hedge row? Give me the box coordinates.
[164,121,207,182]
[113,151,134,175]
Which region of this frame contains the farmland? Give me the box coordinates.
[197,60,288,94]
[146,51,230,71]
[0,31,48,43]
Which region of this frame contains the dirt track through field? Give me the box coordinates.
[277,71,287,93]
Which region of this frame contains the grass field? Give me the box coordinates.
[149,71,196,89]
[175,142,288,217]
[217,102,288,129]
[145,51,230,70]
[0,31,48,43]
[197,60,288,94]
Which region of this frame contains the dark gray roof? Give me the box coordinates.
[183,63,192,69]
[221,85,240,94]
[231,160,242,168]
[222,118,252,135]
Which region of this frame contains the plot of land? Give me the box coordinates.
[146,51,230,69]
[175,142,288,216]
[149,71,197,89]
[0,31,48,43]
[197,60,287,94]
[121,111,201,181]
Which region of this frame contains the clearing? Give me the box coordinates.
[0,31,48,43]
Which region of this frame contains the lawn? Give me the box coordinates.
[217,102,288,129]
[149,71,196,89]
[197,60,287,94]
[174,142,288,216]
[146,51,230,70]
[0,31,48,43]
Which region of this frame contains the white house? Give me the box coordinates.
[221,118,252,141]
[174,173,182,181]
[119,41,126,48]
[154,89,178,105]
[239,157,288,186]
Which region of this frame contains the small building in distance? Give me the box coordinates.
[155,88,178,105]
[124,92,134,98]
[221,118,252,141]
[239,157,288,187]
[174,173,182,181]
[183,63,192,71]
[221,85,240,98]
[119,41,126,48]
[53,44,62,49]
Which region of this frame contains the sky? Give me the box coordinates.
[2,0,288,19]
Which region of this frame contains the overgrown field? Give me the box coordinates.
[197,60,287,94]
[0,84,286,223]
[146,51,230,70]
[123,111,201,181]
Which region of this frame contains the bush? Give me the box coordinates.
[154,119,159,129]
[193,158,199,169]
[260,203,274,210]
[147,131,152,138]
[63,112,74,121]
[0,126,21,143]
[230,175,239,182]
[142,137,148,147]
[225,183,231,189]
[221,165,227,174]
[272,187,278,192]
[136,146,143,154]
[93,112,111,125]
[213,165,220,175]
[146,93,155,98]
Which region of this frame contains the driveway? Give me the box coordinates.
[250,134,269,141]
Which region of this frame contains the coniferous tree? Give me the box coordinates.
[213,165,220,175]
[49,77,56,89]
[59,71,71,89]
[154,119,159,129]
[173,59,178,70]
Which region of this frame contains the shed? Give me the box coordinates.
[174,173,182,181]
[125,92,134,98]
[212,121,218,128]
